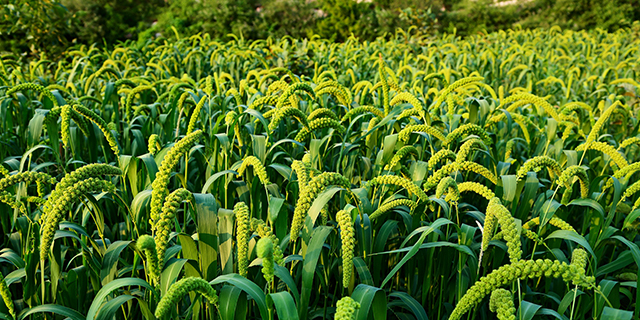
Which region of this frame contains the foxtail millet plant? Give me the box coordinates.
[275,82,315,110]
[585,101,623,145]
[369,198,417,220]
[431,76,484,115]
[445,124,491,147]
[516,156,562,181]
[489,289,516,320]
[154,277,218,319]
[557,165,590,203]
[481,197,521,264]
[268,106,309,131]
[0,171,57,194]
[237,156,270,185]
[623,180,640,210]
[336,209,355,288]
[294,118,346,142]
[384,146,418,170]
[40,177,116,260]
[316,86,351,107]
[0,270,15,319]
[619,137,640,150]
[340,105,384,122]
[576,141,629,170]
[449,249,595,320]
[60,105,71,148]
[366,175,428,201]
[150,130,203,232]
[256,237,275,284]
[234,202,250,277]
[455,139,487,163]
[155,188,193,271]
[148,134,161,155]
[6,82,59,107]
[137,235,161,286]
[428,149,457,170]
[250,218,284,266]
[291,172,350,242]
[125,85,156,119]
[398,124,446,143]
[308,107,339,122]
[186,95,208,134]
[493,92,561,122]
[458,161,498,185]
[72,104,121,157]
[457,182,496,200]
[378,57,390,115]
[436,176,460,206]
[335,296,360,320]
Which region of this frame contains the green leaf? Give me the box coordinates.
[269,163,292,182]
[352,284,387,320]
[160,259,189,295]
[535,307,567,320]
[308,186,346,226]
[622,209,640,231]
[244,108,269,132]
[269,292,299,320]
[538,199,561,230]
[353,257,374,286]
[351,188,373,216]
[611,236,640,318]
[501,174,517,202]
[3,268,25,286]
[597,251,634,277]
[382,218,453,288]
[601,306,633,320]
[201,170,236,193]
[100,240,131,285]
[546,230,597,265]
[299,226,333,320]
[27,111,46,148]
[266,139,304,158]
[517,300,541,320]
[558,288,584,315]
[268,196,285,224]
[210,274,268,320]
[568,198,605,218]
[605,178,623,229]
[371,241,474,258]
[130,188,152,221]
[218,285,248,320]
[19,305,85,320]
[138,153,159,186]
[251,134,267,161]
[194,193,218,281]
[218,208,235,274]
[86,278,154,320]
[389,292,427,320]
[596,279,620,316]
[95,295,136,320]
[515,172,539,220]
[382,134,398,165]
[178,234,201,278]
[274,265,300,304]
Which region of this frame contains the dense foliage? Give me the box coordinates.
[1,26,640,319]
[3,0,640,57]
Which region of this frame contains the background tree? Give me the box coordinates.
[0,0,70,57]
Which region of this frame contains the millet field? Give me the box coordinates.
[1,26,640,320]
